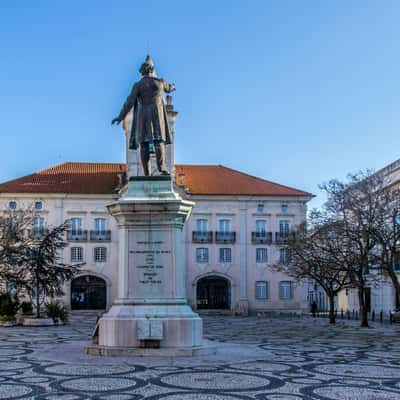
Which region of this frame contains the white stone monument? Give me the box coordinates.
[86,65,209,355]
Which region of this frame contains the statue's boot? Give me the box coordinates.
[140,143,151,176]
[155,142,169,175]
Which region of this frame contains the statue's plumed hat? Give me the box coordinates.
[139,55,155,75]
[144,55,154,67]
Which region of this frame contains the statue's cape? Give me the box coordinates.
[128,98,172,150]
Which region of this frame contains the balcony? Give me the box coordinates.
[28,228,49,240]
[275,231,295,244]
[90,230,111,241]
[215,231,236,244]
[251,231,273,244]
[67,230,88,241]
[192,231,213,243]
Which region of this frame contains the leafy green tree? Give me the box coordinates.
[0,209,34,292]
[24,222,78,318]
[0,209,79,318]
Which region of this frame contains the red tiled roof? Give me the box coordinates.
[175,165,311,196]
[0,163,125,195]
[0,162,311,197]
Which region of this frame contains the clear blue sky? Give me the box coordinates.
[1,1,399,208]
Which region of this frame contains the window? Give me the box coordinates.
[279,248,288,264]
[256,248,268,263]
[69,218,82,232]
[219,219,231,233]
[71,247,83,263]
[4,217,14,235]
[395,254,400,271]
[34,201,42,210]
[196,248,209,263]
[279,220,290,235]
[94,218,106,231]
[281,204,288,213]
[196,219,208,232]
[219,248,232,263]
[279,281,293,299]
[257,204,264,213]
[255,281,268,299]
[256,220,266,234]
[32,217,45,229]
[94,247,107,262]
[8,201,16,210]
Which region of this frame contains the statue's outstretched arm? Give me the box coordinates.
[112,84,139,124]
[163,80,176,93]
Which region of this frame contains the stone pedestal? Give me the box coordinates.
[92,176,207,354]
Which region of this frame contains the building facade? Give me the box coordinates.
[0,162,313,315]
[336,158,400,314]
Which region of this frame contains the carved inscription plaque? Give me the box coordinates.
[128,231,173,298]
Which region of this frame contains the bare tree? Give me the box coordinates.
[275,211,351,324]
[320,171,398,327]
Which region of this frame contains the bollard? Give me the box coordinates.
[380,310,383,322]
[355,310,358,319]
[341,309,344,319]
[352,309,355,319]
[347,309,350,320]
[372,310,375,321]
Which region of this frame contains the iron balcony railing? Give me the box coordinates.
[28,228,49,239]
[192,231,213,243]
[215,231,236,244]
[275,231,295,244]
[251,231,273,244]
[90,230,111,241]
[67,230,88,241]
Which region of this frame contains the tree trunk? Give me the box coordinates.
[35,269,40,319]
[387,268,400,309]
[328,294,336,324]
[358,287,368,327]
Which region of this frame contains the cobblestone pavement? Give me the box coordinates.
[1,315,400,399]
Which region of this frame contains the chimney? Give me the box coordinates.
[166,95,178,132]
[165,96,178,179]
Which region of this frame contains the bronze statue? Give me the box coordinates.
[112,55,175,176]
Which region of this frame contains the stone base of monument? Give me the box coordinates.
[85,341,216,357]
[85,303,216,357]
[98,303,204,347]
[86,177,212,357]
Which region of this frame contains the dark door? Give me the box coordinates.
[197,276,230,309]
[364,287,371,313]
[71,275,107,310]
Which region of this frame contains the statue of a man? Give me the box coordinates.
[112,55,175,176]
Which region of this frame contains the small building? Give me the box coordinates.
[0,162,313,315]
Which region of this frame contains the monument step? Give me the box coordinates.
[197,309,233,316]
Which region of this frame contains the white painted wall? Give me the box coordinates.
[0,192,310,314]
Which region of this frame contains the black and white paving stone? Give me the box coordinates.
[1,315,400,399]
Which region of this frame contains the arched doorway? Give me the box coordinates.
[196,276,231,310]
[71,275,107,310]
